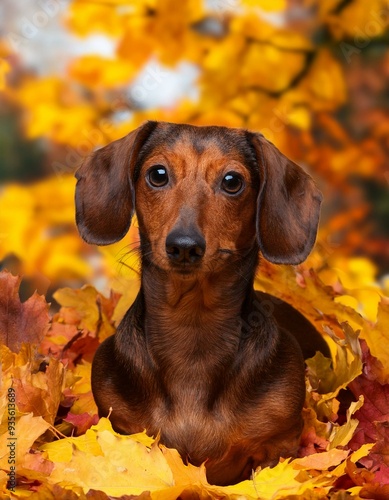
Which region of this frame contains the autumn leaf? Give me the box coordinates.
[0,412,50,472]
[0,272,50,352]
[294,448,350,471]
[64,412,99,436]
[62,361,97,417]
[255,262,366,337]
[299,408,330,456]
[53,285,118,340]
[349,347,389,467]
[1,343,64,426]
[360,301,389,383]
[329,397,364,449]
[41,418,175,496]
[0,273,385,498]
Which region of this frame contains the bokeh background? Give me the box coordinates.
[0,0,388,317]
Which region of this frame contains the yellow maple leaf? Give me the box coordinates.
[328,396,364,449]
[255,261,365,336]
[110,277,140,325]
[330,443,375,482]
[0,413,50,471]
[306,322,362,421]
[63,362,97,416]
[42,418,174,496]
[319,256,381,322]
[361,301,389,383]
[117,16,155,65]
[223,459,306,499]
[160,445,208,486]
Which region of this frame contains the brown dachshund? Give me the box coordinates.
[75,121,329,486]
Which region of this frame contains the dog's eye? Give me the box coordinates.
[221,172,244,195]
[147,166,169,188]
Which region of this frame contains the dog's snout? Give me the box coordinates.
[166,229,206,264]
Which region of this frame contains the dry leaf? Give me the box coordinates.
[0,272,50,352]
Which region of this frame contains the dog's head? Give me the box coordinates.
[75,121,322,274]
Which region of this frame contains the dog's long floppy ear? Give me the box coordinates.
[75,121,158,245]
[250,133,322,265]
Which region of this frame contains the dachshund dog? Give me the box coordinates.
[75,121,329,486]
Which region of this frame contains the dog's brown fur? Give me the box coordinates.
[75,121,329,485]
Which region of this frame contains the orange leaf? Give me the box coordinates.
[0,271,50,352]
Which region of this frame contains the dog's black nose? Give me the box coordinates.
[166,228,206,264]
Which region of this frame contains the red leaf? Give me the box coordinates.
[348,339,389,489]
[349,341,389,454]
[0,271,50,352]
[65,333,100,364]
[64,412,99,435]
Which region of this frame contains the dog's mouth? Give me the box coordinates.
[165,248,240,276]
[169,264,200,276]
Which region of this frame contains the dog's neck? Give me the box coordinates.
[137,248,259,363]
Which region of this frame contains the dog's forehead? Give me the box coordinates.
[138,122,256,164]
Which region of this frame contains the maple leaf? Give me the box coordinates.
[0,413,50,472]
[1,344,64,426]
[299,408,330,457]
[64,413,99,436]
[53,285,118,341]
[329,397,364,450]
[62,361,98,417]
[41,418,175,496]
[305,321,362,422]
[0,272,50,352]
[360,302,389,384]
[255,262,366,338]
[348,344,389,473]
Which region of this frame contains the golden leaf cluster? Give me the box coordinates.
[0,266,389,498]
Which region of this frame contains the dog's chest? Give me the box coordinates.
[149,388,233,463]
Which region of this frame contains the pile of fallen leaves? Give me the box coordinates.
[1,261,389,499]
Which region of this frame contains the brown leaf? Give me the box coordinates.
[0,271,50,352]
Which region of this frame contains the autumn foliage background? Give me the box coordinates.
[1,0,389,498]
